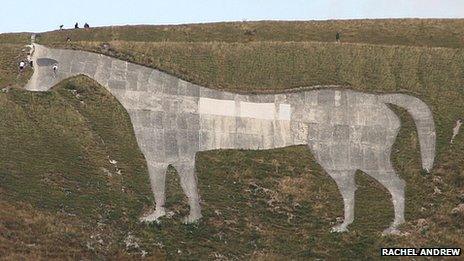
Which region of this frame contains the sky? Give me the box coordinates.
[1,0,463,33]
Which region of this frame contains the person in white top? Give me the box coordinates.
[52,64,58,74]
[19,61,26,72]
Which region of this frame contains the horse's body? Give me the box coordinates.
[25,44,436,234]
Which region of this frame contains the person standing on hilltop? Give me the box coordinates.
[336,32,341,43]
[59,25,64,30]
[74,22,79,29]
[84,23,90,29]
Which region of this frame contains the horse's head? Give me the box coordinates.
[25,44,83,91]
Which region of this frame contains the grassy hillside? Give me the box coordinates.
[1,20,464,259]
[0,77,159,258]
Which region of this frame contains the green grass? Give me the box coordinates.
[0,20,464,259]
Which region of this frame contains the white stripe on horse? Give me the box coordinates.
[198,97,291,120]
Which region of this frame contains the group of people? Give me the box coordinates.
[74,22,90,29]
[19,44,58,75]
[61,22,90,43]
[19,59,58,75]
[59,22,90,30]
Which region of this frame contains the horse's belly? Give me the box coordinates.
[198,115,301,151]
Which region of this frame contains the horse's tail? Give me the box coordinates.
[379,93,436,172]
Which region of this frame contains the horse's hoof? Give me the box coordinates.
[330,224,349,233]
[182,213,202,224]
[382,226,401,236]
[140,209,166,223]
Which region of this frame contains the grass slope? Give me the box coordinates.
[0,77,157,259]
[0,20,463,259]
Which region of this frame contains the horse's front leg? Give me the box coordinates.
[140,162,169,223]
[174,160,202,223]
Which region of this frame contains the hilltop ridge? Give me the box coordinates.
[1,19,464,48]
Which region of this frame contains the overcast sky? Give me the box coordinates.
[1,0,463,33]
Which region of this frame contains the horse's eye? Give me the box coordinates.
[36,58,58,67]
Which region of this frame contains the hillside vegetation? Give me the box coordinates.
[3,19,464,48]
[1,20,464,259]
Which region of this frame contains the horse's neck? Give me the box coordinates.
[41,46,275,114]
[64,48,166,97]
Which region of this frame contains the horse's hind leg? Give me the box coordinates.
[327,170,357,232]
[363,165,405,235]
[173,161,202,223]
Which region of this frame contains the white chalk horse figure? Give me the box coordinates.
[25,44,436,234]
